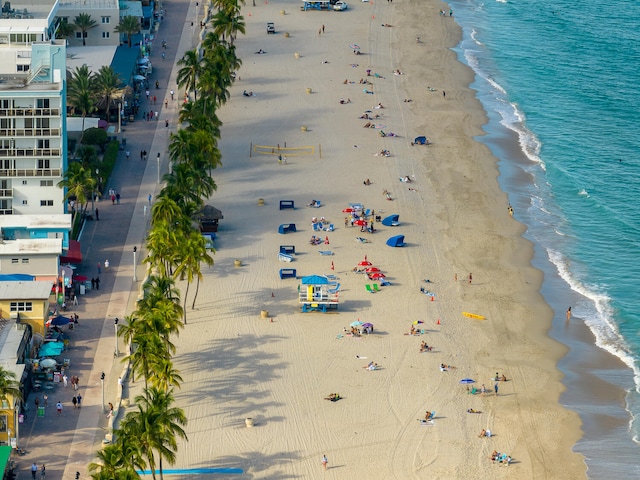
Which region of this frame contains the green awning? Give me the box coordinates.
[0,445,12,478]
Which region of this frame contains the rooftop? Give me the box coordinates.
[0,214,71,230]
[0,280,52,300]
[0,0,57,21]
[0,238,63,255]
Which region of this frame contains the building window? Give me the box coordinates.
[75,32,82,39]
[11,258,18,264]
[21,258,29,263]
[0,415,7,433]
[10,301,33,312]
[21,180,27,185]
[37,159,50,169]
[16,64,29,72]
[40,200,53,206]
[21,200,27,205]
[102,32,110,38]
[36,99,50,108]
[40,180,53,187]
[101,16,110,23]
[37,140,50,149]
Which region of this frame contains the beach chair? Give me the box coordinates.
[329,283,340,293]
[365,284,375,294]
[469,387,478,395]
[319,250,333,256]
[325,224,335,232]
[373,284,380,292]
[380,280,391,286]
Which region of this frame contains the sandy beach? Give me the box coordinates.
[166,0,587,477]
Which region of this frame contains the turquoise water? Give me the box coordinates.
[449,0,640,474]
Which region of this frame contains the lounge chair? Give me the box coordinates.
[469,387,478,395]
[373,283,380,292]
[365,284,375,293]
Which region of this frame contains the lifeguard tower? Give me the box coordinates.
[299,275,339,312]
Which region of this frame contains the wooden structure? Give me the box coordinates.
[299,275,339,312]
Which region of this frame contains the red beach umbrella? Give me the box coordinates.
[342,208,354,213]
[365,267,380,272]
[370,272,385,279]
[354,219,367,226]
[358,261,372,266]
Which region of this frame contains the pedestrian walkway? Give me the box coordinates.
[15,0,194,477]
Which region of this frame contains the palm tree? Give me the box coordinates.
[125,331,168,390]
[114,16,141,47]
[150,197,183,228]
[137,388,188,480]
[176,50,202,101]
[67,65,97,142]
[57,162,96,219]
[89,443,142,480]
[93,66,123,120]
[55,20,76,40]
[211,9,245,45]
[173,230,213,319]
[145,220,180,277]
[73,13,98,46]
[148,357,183,393]
[0,366,22,406]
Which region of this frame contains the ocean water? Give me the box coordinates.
[448,0,640,475]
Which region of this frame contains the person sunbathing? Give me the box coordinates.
[363,179,371,185]
[375,103,384,109]
[479,429,486,438]
[363,121,372,128]
[501,374,507,382]
[467,408,482,414]
[254,49,266,54]
[424,411,434,421]
[420,342,433,352]
[324,393,341,402]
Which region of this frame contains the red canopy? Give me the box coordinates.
[369,272,386,279]
[342,208,354,213]
[354,219,367,226]
[366,267,380,272]
[358,261,372,266]
[60,240,82,264]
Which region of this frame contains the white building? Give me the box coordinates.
[0,0,67,217]
[57,0,125,47]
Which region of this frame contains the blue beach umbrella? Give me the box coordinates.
[459,378,475,384]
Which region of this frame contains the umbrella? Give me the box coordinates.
[354,219,367,226]
[362,323,374,328]
[47,315,71,327]
[459,378,476,384]
[358,261,372,266]
[350,320,364,327]
[342,208,354,213]
[369,272,385,279]
[39,342,64,357]
[73,275,88,282]
[365,267,380,272]
[137,58,150,64]
[350,44,360,50]
[40,358,57,369]
[133,74,146,81]
[413,320,424,325]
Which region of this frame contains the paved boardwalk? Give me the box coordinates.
[14,0,199,477]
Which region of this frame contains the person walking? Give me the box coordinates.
[170,89,175,100]
[95,208,99,221]
[56,401,63,415]
[62,374,68,387]
[95,277,100,290]
[31,462,38,479]
[494,382,499,396]
[40,464,46,479]
[72,395,78,409]
[43,394,48,407]
[76,393,82,408]
[97,262,101,274]
[321,454,328,471]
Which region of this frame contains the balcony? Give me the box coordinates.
[0,209,13,215]
[0,108,61,117]
[0,189,13,197]
[0,128,61,137]
[0,169,61,177]
[0,149,61,157]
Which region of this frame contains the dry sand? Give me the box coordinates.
[169,0,586,477]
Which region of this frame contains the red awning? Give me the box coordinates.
[60,240,82,264]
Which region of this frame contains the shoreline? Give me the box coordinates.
[167,0,586,476]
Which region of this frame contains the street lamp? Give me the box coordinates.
[114,317,119,357]
[133,246,138,282]
[156,152,161,183]
[100,372,105,413]
[118,102,122,134]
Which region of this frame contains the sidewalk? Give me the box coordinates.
[14,0,194,478]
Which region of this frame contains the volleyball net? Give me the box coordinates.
[251,144,319,157]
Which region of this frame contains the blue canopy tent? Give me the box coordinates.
[413,136,429,145]
[381,214,400,227]
[301,275,330,285]
[39,342,64,358]
[386,235,406,247]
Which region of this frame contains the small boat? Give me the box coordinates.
[278,252,293,263]
[462,312,485,320]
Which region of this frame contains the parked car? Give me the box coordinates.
[333,1,348,10]
[267,22,275,34]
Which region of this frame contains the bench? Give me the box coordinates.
[278,224,297,234]
[279,268,297,279]
[279,200,295,210]
[280,245,296,255]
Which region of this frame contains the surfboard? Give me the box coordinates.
[462,312,486,320]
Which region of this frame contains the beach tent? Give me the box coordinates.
[39,342,65,358]
[386,235,406,247]
[413,136,429,145]
[381,214,400,227]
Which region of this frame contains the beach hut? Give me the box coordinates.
[386,235,406,247]
[381,214,400,227]
[197,205,224,233]
[299,275,339,312]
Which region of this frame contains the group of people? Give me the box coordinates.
[363,361,379,371]
[491,451,511,465]
[324,393,341,402]
[419,341,433,352]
